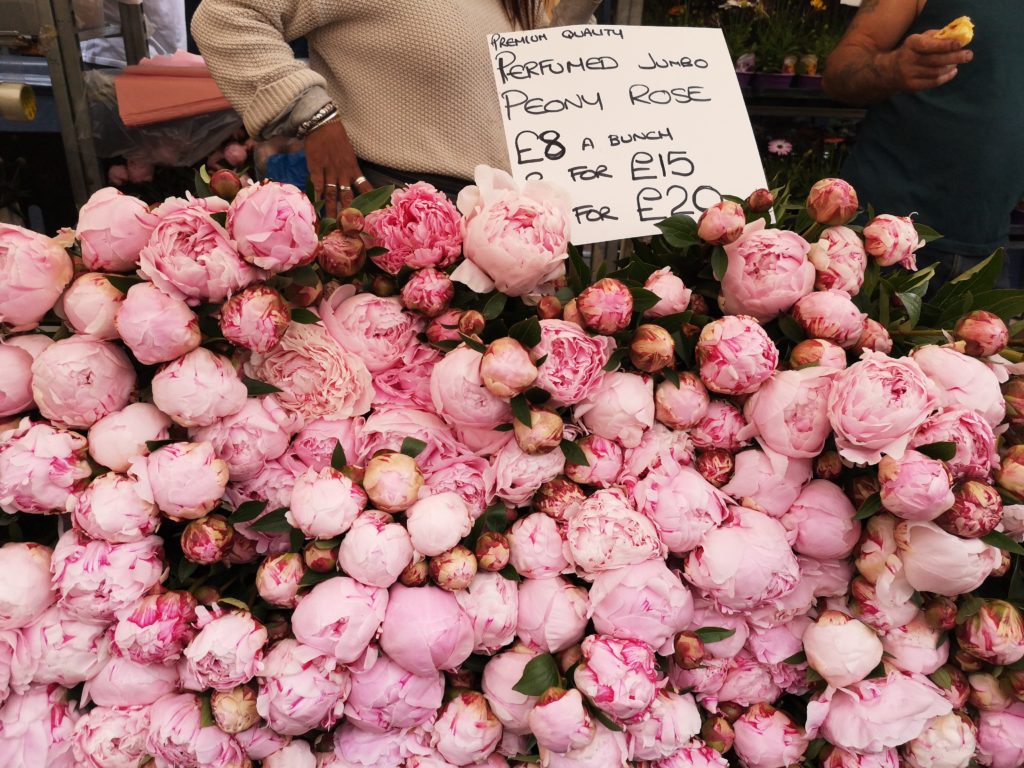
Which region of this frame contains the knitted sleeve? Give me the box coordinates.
[191,0,332,137]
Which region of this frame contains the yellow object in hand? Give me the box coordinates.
[935,16,974,47]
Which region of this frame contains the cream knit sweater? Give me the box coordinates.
[192,0,599,180]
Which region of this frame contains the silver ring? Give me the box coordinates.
[354,176,369,187]
[325,183,338,190]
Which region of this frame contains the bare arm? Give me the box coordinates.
[823,0,972,105]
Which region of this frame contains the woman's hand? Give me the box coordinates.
[304,118,374,218]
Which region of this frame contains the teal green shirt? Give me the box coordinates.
[841,0,1024,255]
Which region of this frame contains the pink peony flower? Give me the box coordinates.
[739,367,835,458]
[576,278,634,335]
[541,723,629,768]
[957,599,1024,666]
[401,267,454,318]
[182,608,267,691]
[895,520,1001,596]
[903,712,977,768]
[698,200,746,245]
[115,281,201,365]
[575,635,662,723]
[734,704,808,768]
[516,576,589,654]
[60,272,124,339]
[431,691,503,765]
[632,464,730,555]
[320,285,421,374]
[806,178,858,226]
[0,343,34,417]
[910,406,997,481]
[20,606,109,687]
[565,487,665,574]
[256,639,349,735]
[286,466,367,538]
[654,742,730,768]
[625,691,700,761]
[863,214,924,269]
[697,315,779,395]
[75,187,156,272]
[802,610,883,688]
[357,407,462,473]
[0,542,55,630]
[256,552,305,607]
[720,448,812,518]
[881,613,948,675]
[291,576,387,664]
[227,181,318,272]
[859,318,894,353]
[0,683,78,767]
[193,395,302,481]
[265,741,317,768]
[405,491,474,557]
[234,725,288,761]
[337,510,414,588]
[911,344,1004,427]
[344,649,444,732]
[245,322,373,421]
[791,289,867,348]
[780,480,860,559]
[878,450,954,521]
[976,702,1024,768]
[71,704,151,768]
[219,283,290,352]
[31,338,135,429]
[151,347,247,428]
[644,267,692,318]
[146,693,244,767]
[529,687,595,755]
[955,310,1009,358]
[290,417,361,471]
[721,220,814,321]
[0,421,90,515]
[454,571,519,654]
[136,441,229,520]
[828,351,938,464]
[426,452,493,518]
[508,513,569,579]
[809,226,868,295]
[452,165,570,297]
[364,181,463,273]
[532,319,615,406]
[690,400,749,452]
[822,748,900,768]
[0,223,74,329]
[654,373,709,430]
[87,403,171,473]
[71,471,159,543]
[575,372,654,449]
[373,342,441,410]
[430,345,512,433]
[379,584,474,676]
[112,590,197,664]
[482,647,541,733]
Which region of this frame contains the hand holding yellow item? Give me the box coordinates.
[935,16,974,47]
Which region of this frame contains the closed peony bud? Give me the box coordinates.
[747,188,775,213]
[400,267,454,318]
[673,631,706,670]
[807,178,859,226]
[1007,669,1024,701]
[339,207,364,235]
[815,451,843,481]
[791,290,867,349]
[534,478,586,522]
[432,691,503,765]
[256,553,306,607]
[219,284,290,352]
[902,711,976,768]
[790,338,847,370]
[194,586,221,605]
[182,514,235,564]
[629,324,675,372]
[475,531,511,572]
[481,337,539,398]
[513,407,563,455]
[655,372,710,430]
[363,451,423,512]
[937,664,970,709]
[562,297,582,325]
[695,449,735,487]
[955,310,1008,357]
[400,559,429,587]
[528,687,595,754]
[703,715,735,754]
[857,318,893,354]
[318,231,365,278]
[878,451,954,521]
[698,200,746,245]
[999,445,1024,497]
[371,274,396,296]
[459,310,486,336]
[923,596,958,631]
[288,466,367,539]
[969,672,1015,711]
[62,272,125,340]
[576,278,634,334]
[957,600,1024,666]
[212,685,259,734]
[936,481,1003,538]
[803,610,884,689]
[210,170,242,200]
[429,545,478,591]
[538,295,562,319]
[1005,378,1024,427]
[954,647,985,673]
[847,473,881,509]
[426,308,462,344]
[304,541,339,573]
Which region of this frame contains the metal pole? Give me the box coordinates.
[118,2,148,65]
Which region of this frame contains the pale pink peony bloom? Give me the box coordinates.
[911,344,1005,427]
[881,613,948,675]
[406,492,474,557]
[256,552,305,607]
[739,367,835,459]
[320,286,422,374]
[373,342,441,410]
[895,520,1001,596]
[0,343,34,417]
[245,322,373,421]
[632,465,730,554]
[565,487,665,575]
[721,220,814,321]
[357,407,462,474]
[685,507,799,612]
[31,338,135,429]
[644,267,692,318]
[540,723,629,768]
[151,347,247,428]
[910,406,997,482]
[364,181,463,273]
[690,400,750,452]
[809,225,868,295]
[0,683,78,767]
[686,597,750,659]
[290,417,362,471]
[697,314,779,395]
[71,471,159,543]
[84,653,180,708]
[490,433,568,507]
[451,571,518,654]
[136,441,229,520]
[227,181,318,272]
[426,452,493,518]
[653,741,730,768]
[516,576,589,654]
[115,281,201,365]
[575,635,662,723]
[529,687,595,755]
[193,395,302,481]
[654,373,709,430]
[291,577,388,664]
[482,646,540,733]
[481,337,538,399]
[453,165,570,297]
[146,692,245,768]
[88,403,171,473]
[0,223,74,329]
[286,466,367,538]
[265,741,317,768]
[0,628,36,704]
[828,351,938,464]
[256,639,350,735]
[956,599,1024,666]
[327,720,429,767]
[574,372,654,449]
[234,724,289,761]
[432,691,503,765]
[976,702,1024,768]
[337,510,414,588]
[71,704,151,768]
[863,214,924,269]
[698,200,746,244]
[780,479,861,559]
[380,584,474,675]
[903,712,976,768]
[112,590,197,664]
[430,345,512,436]
[807,178,859,226]
[22,606,109,687]
[344,649,444,732]
[791,289,867,349]
[720,448,812,518]
[878,450,954,521]
[181,608,267,691]
[618,422,693,486]
[0,421,90,515]
[806,671,952,754]
[625,691,700,761]
[803,610,883,688]
[531,319,614,406]
[139,205,261,304]
[219,283,290,352]
[822,747,900,768]
[61,272,124,339]
[508,513,569,579]
[76,187,156,272]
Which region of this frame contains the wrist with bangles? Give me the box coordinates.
[296,102,339,139]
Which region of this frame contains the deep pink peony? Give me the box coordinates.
[256,639,349,735]
[227,181,318,272]
[809,226,868,295]
[60,272,124,339]
[0,223,74,330]
[739,367,835,459]
[400,267,454,318]
[690,400,750,452]
[218,283,290,352]
[721,219,815,321]
[574,635,662,723]
[112,590,197,664]
[453,165,570,297]
[863,214,924,269]
[31,337,135,429]
[697,315,779,395]
[0,420,90,515]
[365,181,463,274]
[115,281,201,365]
[76,187,156,272]
[791,289,867,349]
[320,286,421,373]
[344,649,444,733]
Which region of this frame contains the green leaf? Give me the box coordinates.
[288,265,320,287]
[916,442,957,462]
[459,333,487,354]
[145,439,175,452]
[500,564,522,582]
[199,695,214,727]
[290,526,305,553]
[854,493,882,520]
[401,437,427,458]
[349,185,395,215]
[177,557,198,584]
[243,376,283,396]
[588,706,624,732]
[1010,554,1024,603]
[509,317,542,349]
[494,423,513,432]
[524,387,551,405]
[555,286,575,303]
[231,500,268,523]
[218,597,249,611]
[104,274,141,294]
[782,651,807,665]
[710,247,728,281]
[867,662,887,679]
[511,395,532,427]
[778,314,807,344]
[663,368,680,387]
[248,507,292,533]
[806,738,827,761]
[629,287,661,315]
[914,222,943,244]
[314,536,341,549]
[956,594,985,624]
[299,569,336,588]
[694,627,737,644]
[896,291,923,329]
[566,244,591,294]
[290,307,320,324]
[655,215,700,249]
[967,289,1024,322]
[512,653,560,696]
[331,441,347,471]
[602,347,628,373]
[209,211,228,228]
[483,292,508,321]
[194,169,211,198]
[560,439,589,467]
[512,755,540,764]
[481,502,510,534]
[981,530,1024,556]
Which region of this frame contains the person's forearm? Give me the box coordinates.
[823,43,900,106]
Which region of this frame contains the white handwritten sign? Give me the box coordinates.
[487,25,768,245]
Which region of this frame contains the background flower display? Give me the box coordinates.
[1,164,1024,768]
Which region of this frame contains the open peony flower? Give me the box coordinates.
[532,319,615,406]
[256,638,349,735]
[227,180,318,272]
[911,345,1005,428]
[31,337,136,429]
[75,186,156,272]
[344,648,444,733]
[565,487,665,575]
[115,281,201,365]
[739,367,835,459]
[574,372,655,449]
[0,223,74,330]
[0,420,90,515]
[721,219,814,321]
[365,181,463,274]
[574,635,663,723]
[320,286,421,373]
[697,315,779,395]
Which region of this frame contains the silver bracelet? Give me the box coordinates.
[296,103,338,139]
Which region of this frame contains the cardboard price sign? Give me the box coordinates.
[487,25,768,244]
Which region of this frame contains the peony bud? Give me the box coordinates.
[339,207,364,235]
[807,178,859,226]
[689,293,710,315]
[803,610,884,689]
[703,715,735,754]
[303,541,339,573]
[475,531,511,572]
[400,559,429,587]
[957,600,1024,666]
[400,267,454,317]
[847,474,881,509]
[923,596,958,631]
[562,297,582,326]
[969,672,1015,711]
[1005,378,1024,427]
[459,310,486,336]
[789,338,847,370]
[629,324,675,373]
[194,586,221,605]
[576,278,634,334]
[181,514,235,564]
[1007,669,1024,702]
[696,449,734,487]
[537,295,562,319]
[655,371,710,430]
[937,664,970,709]
[210,170,242,200]
[857,318,893,354]
[370,274,396,296]
[424,309,461,344]
[430,545,478,592]
[698,200,746,245]
[528,686,595,754]
[256,553,306,608]
[954,648,985,673]
[955,310,1008,357]
[211,685,259,734]
[673,631,705,670]
[513,407,563,455]
[282,272,323,308]
[432,691,503,766]
[815,451,843,481]
[481,337,539,398]
[363,451,423,512]
[747,188,775,213]
[997,445,1024,497]
[533,478,586,522]
[219,284,290,353]
[318,231,365,278]
[936,481,1003,538]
